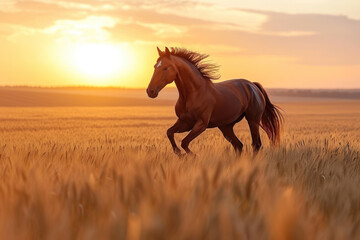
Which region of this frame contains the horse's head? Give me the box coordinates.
[147,47,178,98]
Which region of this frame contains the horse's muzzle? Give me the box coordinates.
[146,88,158,98]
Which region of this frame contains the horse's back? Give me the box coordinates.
[214,79,263,104]
[214,79,266,121]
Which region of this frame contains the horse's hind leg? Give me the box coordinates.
[247,121,262,153]
[219,125,243,154]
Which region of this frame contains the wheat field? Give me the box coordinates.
[0,101,360,240]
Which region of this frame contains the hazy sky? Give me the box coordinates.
[0,0,359,88]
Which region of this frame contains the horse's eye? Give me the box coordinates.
[163,67,168,71]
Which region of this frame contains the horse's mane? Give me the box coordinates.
[170,47,220,81]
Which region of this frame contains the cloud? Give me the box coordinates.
[105,22,155,42]
[136,23,187,38]
[153,1,267,32]
[103,5,220,43]
[43,16,117,43]
[0,1,85,29]
[228,10,360,65]
[1,0,359,65]
[102,1,360,64]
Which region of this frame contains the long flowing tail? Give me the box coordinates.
[253,82,284,145]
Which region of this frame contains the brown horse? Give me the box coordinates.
[147,47,283,155]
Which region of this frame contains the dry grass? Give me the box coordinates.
[0,102,360,240]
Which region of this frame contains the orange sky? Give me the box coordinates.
[0,0,360,88]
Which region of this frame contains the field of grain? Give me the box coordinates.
[1,101,360,240]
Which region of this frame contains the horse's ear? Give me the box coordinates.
[157,46,163,56]
[165,47,170,56]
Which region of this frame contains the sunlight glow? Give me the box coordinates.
[72,43,132,81]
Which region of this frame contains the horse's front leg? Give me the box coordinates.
[167,119,191,155]
[181,119,208,154]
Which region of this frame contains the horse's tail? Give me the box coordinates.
[253,82,284,145]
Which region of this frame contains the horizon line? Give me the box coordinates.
[1,85,360,91]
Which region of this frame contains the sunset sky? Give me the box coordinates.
[0,0,359,88]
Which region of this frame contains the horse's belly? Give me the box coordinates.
[209,102,245,127]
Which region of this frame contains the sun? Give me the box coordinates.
[72,43,132,81]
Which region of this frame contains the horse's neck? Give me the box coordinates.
[174,58,209,101]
